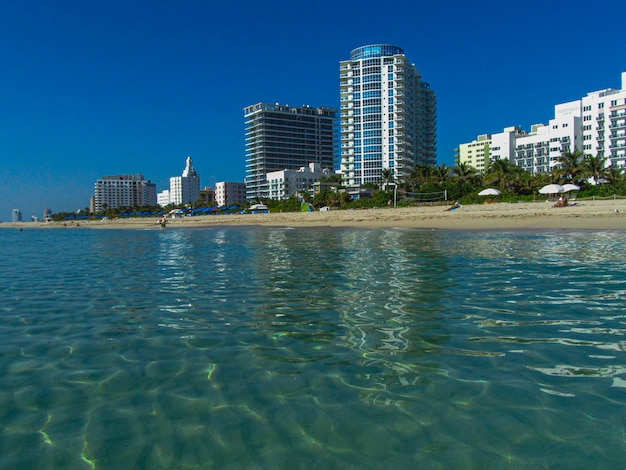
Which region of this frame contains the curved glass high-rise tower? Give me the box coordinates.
[340,44,436,187]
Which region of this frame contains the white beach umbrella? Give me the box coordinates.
[478,188,501,196]
[561,183,580,192]
[538,184,564,194]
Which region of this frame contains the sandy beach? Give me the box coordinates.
[4,198,626,231]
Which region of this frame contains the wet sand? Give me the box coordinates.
[5,199,626,231]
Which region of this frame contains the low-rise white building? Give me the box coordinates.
[456,134,492,173]
[215,182,246,207]
[266,163,332,200]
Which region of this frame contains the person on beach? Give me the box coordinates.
[554,194,568,208]
[159,216,167,228]
[445,202,462,211]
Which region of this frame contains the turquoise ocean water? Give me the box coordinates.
[1,226,626,469]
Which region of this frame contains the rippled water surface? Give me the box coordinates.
[2,226,626,468]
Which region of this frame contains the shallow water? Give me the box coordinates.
[1,226,626,468]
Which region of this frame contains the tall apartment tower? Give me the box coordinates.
[340,44,437,187]
[169,156,201,205]
[244,103,337,201]
[94,174,157,212]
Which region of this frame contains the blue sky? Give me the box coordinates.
[1,0,625,220]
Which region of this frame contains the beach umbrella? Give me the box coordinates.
[562,183,580,192]
[538,184,564,194]
[478,188,501,196]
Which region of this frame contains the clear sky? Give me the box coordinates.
[2,0,625,220]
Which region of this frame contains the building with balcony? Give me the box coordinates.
[457,71,626,174]
[580,72,626,168]
[266,162,333,200]
[339,44,436,189]
[215,182,246,207]
[94,174,157,212]
[244,102,337,201]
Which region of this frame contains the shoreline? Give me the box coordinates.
[3,199,626,231]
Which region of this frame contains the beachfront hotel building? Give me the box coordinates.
[339,44,437,189]
[244,103,337,201]
[266,162,333,200]
[93,174,157,212]
[457,71,626,174]
[215,181,246,207]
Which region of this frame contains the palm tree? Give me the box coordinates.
[485,158,518,191]
[554,150,585,184]
[380,167,395,190]
[431,163,451,185]
[605,166,626,185]
[581,154,608,185]
[453,162,479,183]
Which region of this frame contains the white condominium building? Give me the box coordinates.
[580,71,626,167]
[340,44,436,188]
[457,72,626,174]
[94,174,157,212]
[215,182,246,207]
[513,102,582,175]
[266,162,332,200]
[169,156,201,206]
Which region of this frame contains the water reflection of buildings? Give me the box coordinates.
[334,229,453,405]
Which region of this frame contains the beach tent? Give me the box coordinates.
[301,202,315,212]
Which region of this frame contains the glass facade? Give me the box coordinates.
[244,103,337,201]
[340,44,436,188]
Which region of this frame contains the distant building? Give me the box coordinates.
[157,190,170,207]
[266,162,332,200]
[199,186,216,205]
[215,182,246,207]
[12,209,22,223]
[456,134,493,173]
[169,156,201,205]
[455,126,521,173]
[244,102,337,201]
[94,174,157,212]
[340,44,437,188]
[457,71,626,174]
